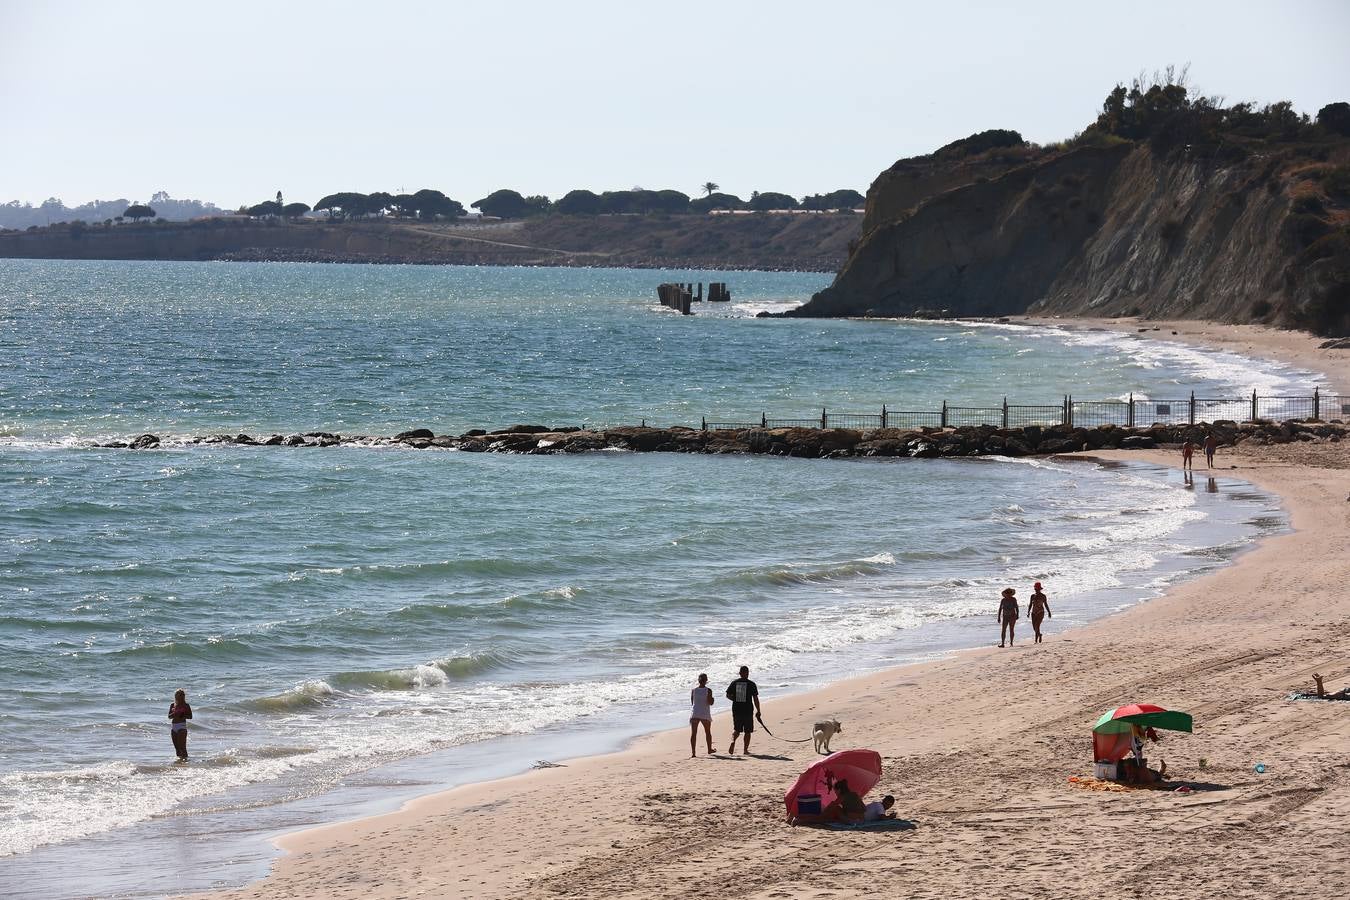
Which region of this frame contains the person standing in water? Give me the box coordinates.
[168,689,192,761]
[997,588,1019,647]
[689,673,715,757]
[1203,432,1219,468]
[1028,582,1052,643]
[725,665,761,755]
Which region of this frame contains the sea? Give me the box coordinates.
[0,260,1311,897]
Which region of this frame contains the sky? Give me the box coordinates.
[1,0,1347,209]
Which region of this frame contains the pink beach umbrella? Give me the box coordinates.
[784,749,883,819]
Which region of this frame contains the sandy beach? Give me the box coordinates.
[201,323,1350,900]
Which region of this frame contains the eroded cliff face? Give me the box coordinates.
[792,138,1350,335]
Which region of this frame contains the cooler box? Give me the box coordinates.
[795,793,822,815]
[1093,762,1118,780]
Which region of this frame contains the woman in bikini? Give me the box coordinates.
[997,588,1019,647]
[168,689,193,761]
[1028,582,1051,643]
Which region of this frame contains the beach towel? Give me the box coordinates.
[825,818,917,832]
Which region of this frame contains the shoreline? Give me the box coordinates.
[1013,315,1350,394]
[189,448,1350,900]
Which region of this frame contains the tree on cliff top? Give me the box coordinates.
[282,202,311,219]
[748,191,797,211]
[800,189,864,211]
[473,189,529,219]
[701,181,719,197]
[123,204,155,222]
[247,200,283,218]
[1318,102,1350,137]
[690,192,745,213]
[556,189,601,215]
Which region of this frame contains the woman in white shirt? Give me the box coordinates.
[689,673,715,757]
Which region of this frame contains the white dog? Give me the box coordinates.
[812,719,842,754]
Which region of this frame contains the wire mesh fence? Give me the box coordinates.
[701,389,1346,432]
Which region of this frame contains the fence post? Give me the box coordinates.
[821,407,828,430]
[941,401,948,428]
[701,416,706,431]
[1251,389,1257,423]
[761,412,767,428]
[1002,397,1008,429]
[1313,387,1320,420]
[1189,391,1196,426]
[881,404,888,429]
[1127,393,1134,429]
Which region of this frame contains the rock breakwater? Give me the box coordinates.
[99,418,1348,458]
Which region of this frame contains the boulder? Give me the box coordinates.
[129,434,159,450]
[492,424,551,435]
[263,434,284,446]
[283,435,307,446]
[394,428,435,441]
[1120,435,1157,449]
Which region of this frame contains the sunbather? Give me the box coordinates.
[864,794,896,821]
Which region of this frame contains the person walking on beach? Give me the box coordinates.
[168,689,192,761]
[689,673,715,757]
[1181,438,1196,470]
[1028,582,1052,643]
[997,588,1019,647]
[726,665,761,755]
[1203,432,1219,468]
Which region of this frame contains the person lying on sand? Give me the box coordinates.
[864,794,896,821]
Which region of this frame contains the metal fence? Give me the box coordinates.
[702,390,1348,432]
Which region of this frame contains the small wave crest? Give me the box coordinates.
[247,679,335,713]
[721,552,897,588]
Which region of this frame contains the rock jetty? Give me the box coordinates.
[96,418,1347,458]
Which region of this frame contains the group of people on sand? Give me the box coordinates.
[689,666,762,757]
[1180,432,1220,470]
[997,582,1051,647]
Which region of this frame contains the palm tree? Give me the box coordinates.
[701,182,719,197]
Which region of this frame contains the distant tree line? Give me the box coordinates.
[286,185,865,222]
[0,191,222,230]
[4,182,866,231]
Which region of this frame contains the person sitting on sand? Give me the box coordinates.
[864,794,896,821]
[1120,724,1167,783]
[791,780,864,826]
[168,688,192,761]
[689,673,715,757]
[997,588,1019,647]
[1028,582,1051,644]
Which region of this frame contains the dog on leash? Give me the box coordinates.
[812,719,842,754]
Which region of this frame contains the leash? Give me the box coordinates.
[756,712,814,743]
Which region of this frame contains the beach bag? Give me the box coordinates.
[796,794,822,815]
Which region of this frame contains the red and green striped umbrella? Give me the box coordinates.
[1093,703,1193,735]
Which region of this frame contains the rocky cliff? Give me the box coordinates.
[790,117,1350,335]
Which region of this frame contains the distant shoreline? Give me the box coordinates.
[0,214,857,274]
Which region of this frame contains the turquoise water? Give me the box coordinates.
[0,261,1298,896]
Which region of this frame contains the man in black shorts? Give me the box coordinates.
[726,665,761,755]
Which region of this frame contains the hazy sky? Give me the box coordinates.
[2,0,1347,208]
